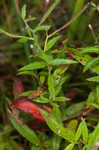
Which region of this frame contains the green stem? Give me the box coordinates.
[11,0,31,62]
[38,0,60,26]
[48,3,89,38]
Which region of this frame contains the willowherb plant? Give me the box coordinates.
[0,0,99,150]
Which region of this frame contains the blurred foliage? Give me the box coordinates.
[0,0,99,150]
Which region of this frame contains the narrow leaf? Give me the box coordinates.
[51,135,61,150]
[20,90,33,97]
[31,98,49,103]
[49,59,77,66]
[54,97,69,102]
[0,28,34,40]
[34,25,51,32]
[18,71,35,76]
[40,109,75,142]
[92,104,99,109]
[26,17,36,22]
[80,46,99,54]
[38,50,53,63]
[51,103,62,123]
[45,35,61,51]
[96,85,99,104]
[87,76,99,83]
[19,61,46,71]
[83,58,99,72]
[17,38,28,43]
[75,122,82,142]
[81,119,88,144]
[21,4,26,19]
[86,91,96,107]
[48,74,55,99]
[87,123,99,149]
[64,143,75,150]
[10,115,40,145]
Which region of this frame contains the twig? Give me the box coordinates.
[88,24,99,46]
[63,106,95,124]
[48,3,89,38]
[44,31,48,52]
[38,0,60,26]
[36,74,48,91]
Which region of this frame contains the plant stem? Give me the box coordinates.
[12,0,31,62]
[38,0,60,26]
[48,3,89,38]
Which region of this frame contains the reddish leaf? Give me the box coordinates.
[65,88,78,100]
[11,99,45,122]
[42,105,52,112]
[10,106,23,125]
[28,90,43,99]
[13,78,25,99]
[28,119,49,132]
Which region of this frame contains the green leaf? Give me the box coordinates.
[39,94,50,103]
[31,98,49,103]
[19,61,47,71]
[51,103,62,123]
[90,2,97,8]
[34,25,51,32]
[87,76,99,83]
[80,46,99,54]
[96,85,99,104]
[82,146,86,150]
[75,122,82,142]
[21,4,26,19]
[66,48,99,74]
[49,59,77,66]
[81,119,88,144]
[83,58,99,72]
[48,74,55,99]
[40,110,75,142]
[64,143,75,150]
[92,104,99,109]
[45,35,61,51]
[10,116,40,145]
[86,91,96,107]
[17,38,28,43]
[64,102,85,118]
[18,71,35,76]
[54,97,69,102]
[55,75,70,96]
[38,50,53,63]
[20,90,33,97]
[26,17,36,22]
[87,123,99,149]
[67,120,78,132]
[54,65,69,75]
[0,28,34,40]
[51,135,61,150]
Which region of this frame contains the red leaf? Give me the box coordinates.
[13,78,25,99]
[42,105,52,112]
[28,90,43,99]
[28,119,49,132]
[11,99,45,122]
[65,88,78,100]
